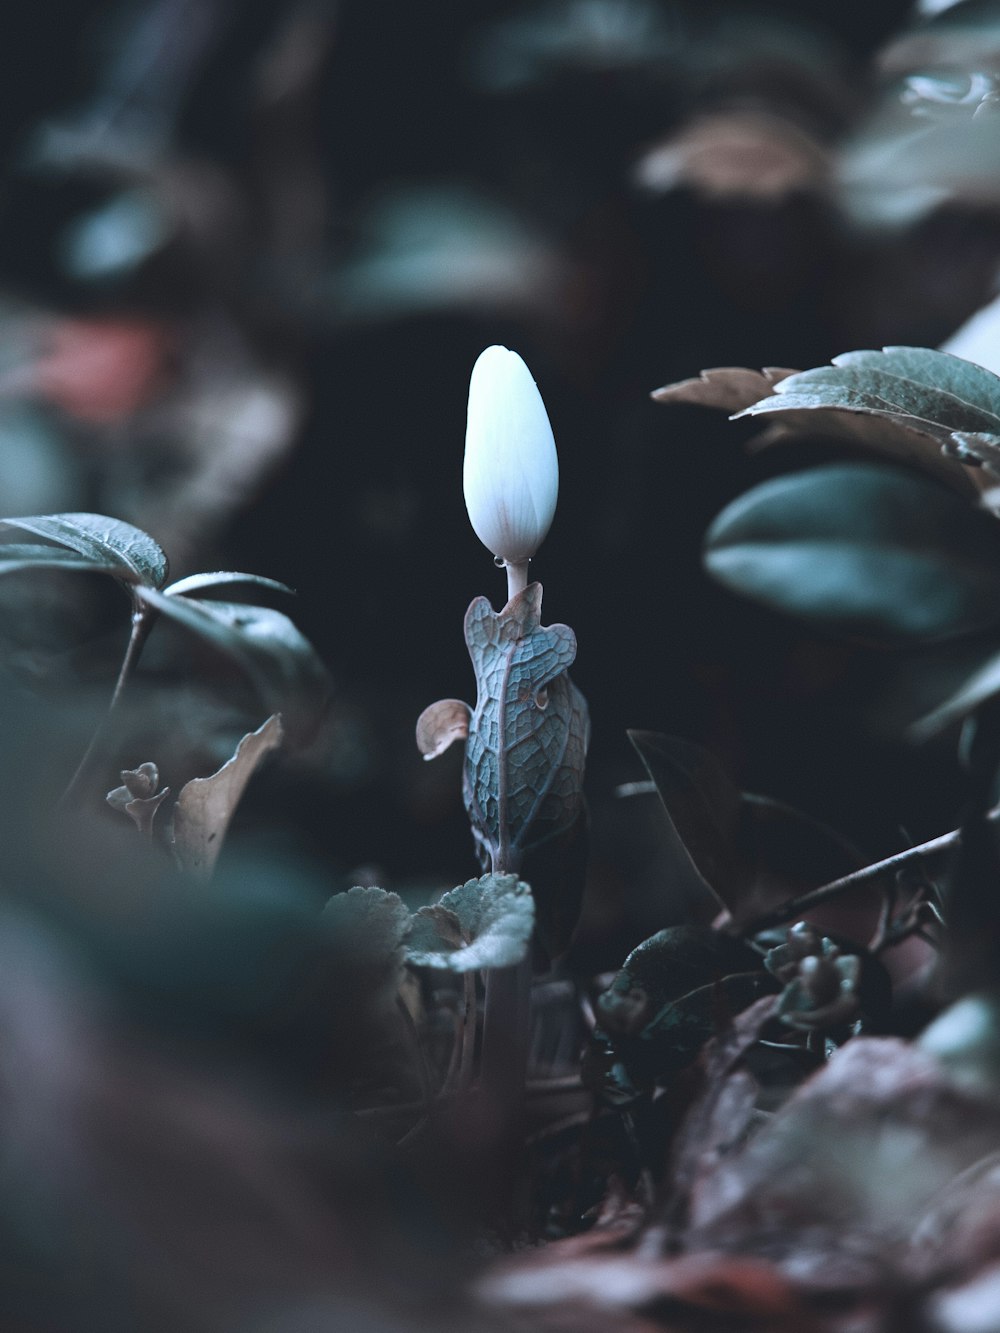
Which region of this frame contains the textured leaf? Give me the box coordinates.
[415,698,471,760]
[736,349,1000,492]
[322,885,411,1006]
[405,873,534,971]
[172,715,285,877]
[1,512,168,587]
[462,583,589,871]
[0,543,122,577]
[651,366,797,413]
[165,571,296,599]
[705,463,1000,642]
[134,587,330,747]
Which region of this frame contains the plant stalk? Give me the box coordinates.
[61,605,155,806]
[738,807,1000,937]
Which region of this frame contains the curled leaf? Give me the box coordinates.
[106,762,171,837]
[415,698,471,760]
[405,873,534,971]
[165,571,296,599]
[172,715,284,877]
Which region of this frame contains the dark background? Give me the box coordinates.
[0,0,990,968]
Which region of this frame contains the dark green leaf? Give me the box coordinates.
[705,463,1000,642]
[165,571,296,599]
[0,543,122,577]
[595,925,762,1037]
[913,648,1000,737]
[741,795,864,899]
[1,512,168,587]
[462,583,589,868]
[627,730,743,914]
[405,873,534,971]
[134,587,331,747]
[322,886,411,1006]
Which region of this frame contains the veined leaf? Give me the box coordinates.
[134,586,331,747]
[165,571,296,599]
[406,873,534,971]
[0,543,122,577]
[651,366,797,413]
[1,512,168,587]
[705,463,1000,642]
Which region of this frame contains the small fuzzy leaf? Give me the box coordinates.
[462,583,589,868]
[172,715,284,877]
[405,873,534,971]
[322,885,411,1006]
[165,571,296,599]
[651,366,796,413]
[705,463,1000,642]
[415,698,471,760]
[134,587,330,747]
[1,512,168,587]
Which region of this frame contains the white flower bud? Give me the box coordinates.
[463,345,558,564]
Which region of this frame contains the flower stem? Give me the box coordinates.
[505,560,529,601]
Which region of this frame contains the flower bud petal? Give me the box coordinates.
[463,345,558,563]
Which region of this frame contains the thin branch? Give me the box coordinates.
[61,606,156,806]
[738,806,1000,937]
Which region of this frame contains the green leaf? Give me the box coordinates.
[405,874,534,971]
[322,886,411,1006]
[912,647,1000,737]
[705,463,1000,642]
[736,349,1000,487]
[165,571,296,599]
[595,925,762,1038]
[627,730,743,915]
[1,512,168,587]
[462,583,589,868]
[134,587,331,747]
[0,543,122,577]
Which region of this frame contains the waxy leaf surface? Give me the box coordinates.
[705,463,1000,642]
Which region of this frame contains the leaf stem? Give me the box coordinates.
[738,809,1000,937]
[60,605,156,806]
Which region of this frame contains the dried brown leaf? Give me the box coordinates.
[415,698,471,760]
[172,715,284,878]
[651,366,796,414]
